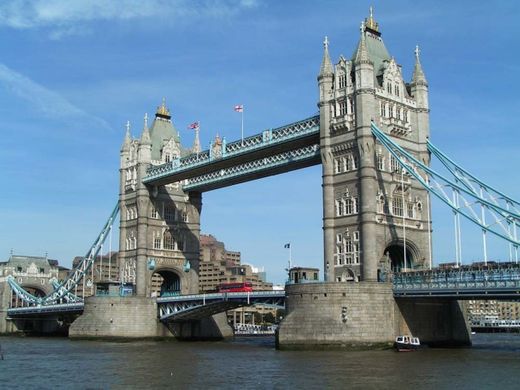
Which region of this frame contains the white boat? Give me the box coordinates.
[394,335,420,351]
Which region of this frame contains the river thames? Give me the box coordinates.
[1,333,519,389]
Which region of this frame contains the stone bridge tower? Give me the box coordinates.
[319,10,431,282]
[119,101,201,297]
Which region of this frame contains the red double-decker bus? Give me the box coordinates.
[217,282,253,293]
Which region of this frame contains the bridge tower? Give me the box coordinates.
[319,10,431,282]
[119,101,200,297]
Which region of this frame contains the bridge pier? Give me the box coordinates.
[167,312,233,340]
[396,298,471,347]
[277,282,471,349]
[69,296,173,339]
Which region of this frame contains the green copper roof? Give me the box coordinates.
[352,31,391,76]
[149,117,180,161]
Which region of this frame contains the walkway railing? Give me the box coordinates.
[144,115,319,184]
[393,264,520,298]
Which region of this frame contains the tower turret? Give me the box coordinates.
[410,45,430,146]
[138,113,152,164]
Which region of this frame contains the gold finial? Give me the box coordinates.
[156,97,171,117]
[365,6,379,32]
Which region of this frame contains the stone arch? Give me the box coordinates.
[150,267,182,297]
[383,239,421,272]
[334,266,358,283]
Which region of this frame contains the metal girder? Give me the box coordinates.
[371,123,520,248]
[143,115,320,185]
[158,291,285,322]
[7,302,85,317]
[183,144,320,192]
[8,202,119,306]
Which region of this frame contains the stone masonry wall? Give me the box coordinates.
[277,282,397,349]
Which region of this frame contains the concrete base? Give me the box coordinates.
[69,296,172,339]
[277,282,471,350]
[277,282,397,349]
[167,312,234,340]
[69,296,234,340]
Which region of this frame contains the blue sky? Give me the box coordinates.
[0,0,519,283]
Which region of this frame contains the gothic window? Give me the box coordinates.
[390,154,400,172]
[338,74,347,88]
[394,84,400,97]
[397,107,402,121]
[336,233,343,244]
[153,234,161,249]
[380,101,385,117]
[335,199,344,217]
[386,83,392,94]
[392,197,404,217]
[344,198,352,215]
[377,153,385,170]
[403,109,408,123]
[164,206,175,222]
[348,97,354,114]
[150,206,158,219]
[353,231,360,241]
[339,101,347,116]
[392,104,397,118]
[407,202,415,219]
[335,157,342,174]
[163,230,176,250]
[182,211,188,222]
[165,154,171,163]
[345,155,352,171]
[352,154,358,170]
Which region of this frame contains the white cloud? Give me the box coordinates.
[0,62,110,129]
[0,0,258,36]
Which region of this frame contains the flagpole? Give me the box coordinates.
[289,244,292,270]
[241,107,244,146]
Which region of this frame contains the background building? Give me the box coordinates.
[198,234,272,293]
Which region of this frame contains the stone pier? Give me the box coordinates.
[277,282,471,349]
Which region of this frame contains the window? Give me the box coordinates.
[335,158,342,174]
[338,74,346,88]
[377,153,385,170]
[336,233,343,244]
[339,101,347,116]
[386,83,391,93]
[335,199,344,217]
[407,203,415,219]
[153,235,161,249]
[348,97,354,114]
[164,206,175,221]
[394,84,400,97]
[380,101,385,117]
[403,110,408,123]
[163,231,175,250]
[392,197,404,217]
[165,154,171,163]
[390,154,400,172]
[181,211,188,223]
[150,207,158,219]
[345,198,354,215]
[353,231,360,241]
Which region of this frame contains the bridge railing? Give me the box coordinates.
[145,115,319,181]
[393,265,520,292]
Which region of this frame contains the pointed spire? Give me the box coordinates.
[411,45,428,86]
[319,36,333,76]
[354,21,372,65]
[140,112,151,145]
[121,120,131,151]
[192,127,201,154]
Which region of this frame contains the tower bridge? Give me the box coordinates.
[4,9,520,348]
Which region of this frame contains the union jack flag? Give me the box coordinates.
[234,104,244,112]
[188,121,199,130]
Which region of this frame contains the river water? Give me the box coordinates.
[1,334,519,389]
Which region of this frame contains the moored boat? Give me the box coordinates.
[394,335,420,351]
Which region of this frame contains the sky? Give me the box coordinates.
[1,0,519,284]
